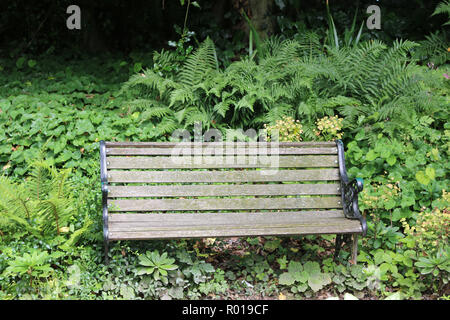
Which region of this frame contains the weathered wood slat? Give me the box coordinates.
[108,169,340,183]
[108,184,341,198]
[105,141,337,148]
[109,210,345,223]
[108,197,342,212]
[108,225,362,240]
[109,222,359,233]
[106,155,338,169]
[108,211,362,240]
[108,211,360,240]
[106,147,338,156]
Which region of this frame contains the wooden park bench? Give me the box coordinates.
[99,140,367,264]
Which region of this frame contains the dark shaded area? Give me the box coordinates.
[0,0,446,58]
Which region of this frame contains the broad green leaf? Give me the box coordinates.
[293,270,309,283]
[307,273,331,292]
[425,167,435,180]
[386,155,397,166]
[415,171,430,185]
[303,261,321,275]
[28,59,37,68]
[279,272,295,285]
[134,62,143,73]
[287,261,303,274]
[16,57,26,69]
[366,150,378,161]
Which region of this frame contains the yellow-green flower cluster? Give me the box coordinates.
[360,180,401,210]
[401,190,449,253]
[264,116,303,142]
[314,115,344,141]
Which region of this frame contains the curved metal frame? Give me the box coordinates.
[336,140,367,236]
[99,141,109,263]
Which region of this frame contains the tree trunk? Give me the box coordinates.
[81,4,108,53]
[248,0,275,39]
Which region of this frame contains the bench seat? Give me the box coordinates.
[108,211,363,240]
[99,140,367,263]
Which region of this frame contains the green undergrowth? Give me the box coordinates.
[0,40,449,299]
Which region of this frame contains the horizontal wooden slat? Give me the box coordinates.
[109,210,345,223]
[109,212,348,230]
[108,197,342,212]
[106,155,338,169]
[106,147,338,156]
[108,184,341,198]
[108,169,340,183]
[107,211,362,240]
[105,141,337,148]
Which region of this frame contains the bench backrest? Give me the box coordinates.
[100,141,343,214]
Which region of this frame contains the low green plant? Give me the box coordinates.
[314,115,344,141]
[278,260,332,294]
[0,159,79,238]
[2,249,53,287]
[264,116,303,142]
[137,250,179,283]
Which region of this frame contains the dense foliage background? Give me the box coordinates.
[0,0,448,300]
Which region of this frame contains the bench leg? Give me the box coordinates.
[334,234,343,261]
[350,234,358,265]
[104,240,109,265]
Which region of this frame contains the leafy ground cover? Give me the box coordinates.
[0,4,449,298]
[0,48,448,300]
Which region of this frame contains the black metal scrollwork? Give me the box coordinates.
[336,140,367,236]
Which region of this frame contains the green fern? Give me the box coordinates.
[178,37,218,86]
[413,31,449,66]
[0,159,78,237]
[121,35,445,141]
[433,0,450,25]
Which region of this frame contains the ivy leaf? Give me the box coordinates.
[75,119,95,136]
[134,62,143,73]
[400,195,415,208]
[384,199,396,210]
[277,256,288,270]
[28,59,37,68]
[16,57,26,69]
[415,171,430,185]
[430,148,440,160]
[264,239,281,252]
[366,149,378,161]
[386,155,397,166]
[425,167,435,180]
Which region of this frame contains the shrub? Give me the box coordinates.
[264,116,303,142]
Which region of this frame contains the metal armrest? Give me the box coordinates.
[336,140,367,236]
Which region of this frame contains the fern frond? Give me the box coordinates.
[27,160,53,201]
[178,37,219,86]
[413,31,449,65]
[37,198,75,235]
[433,0,450,25]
